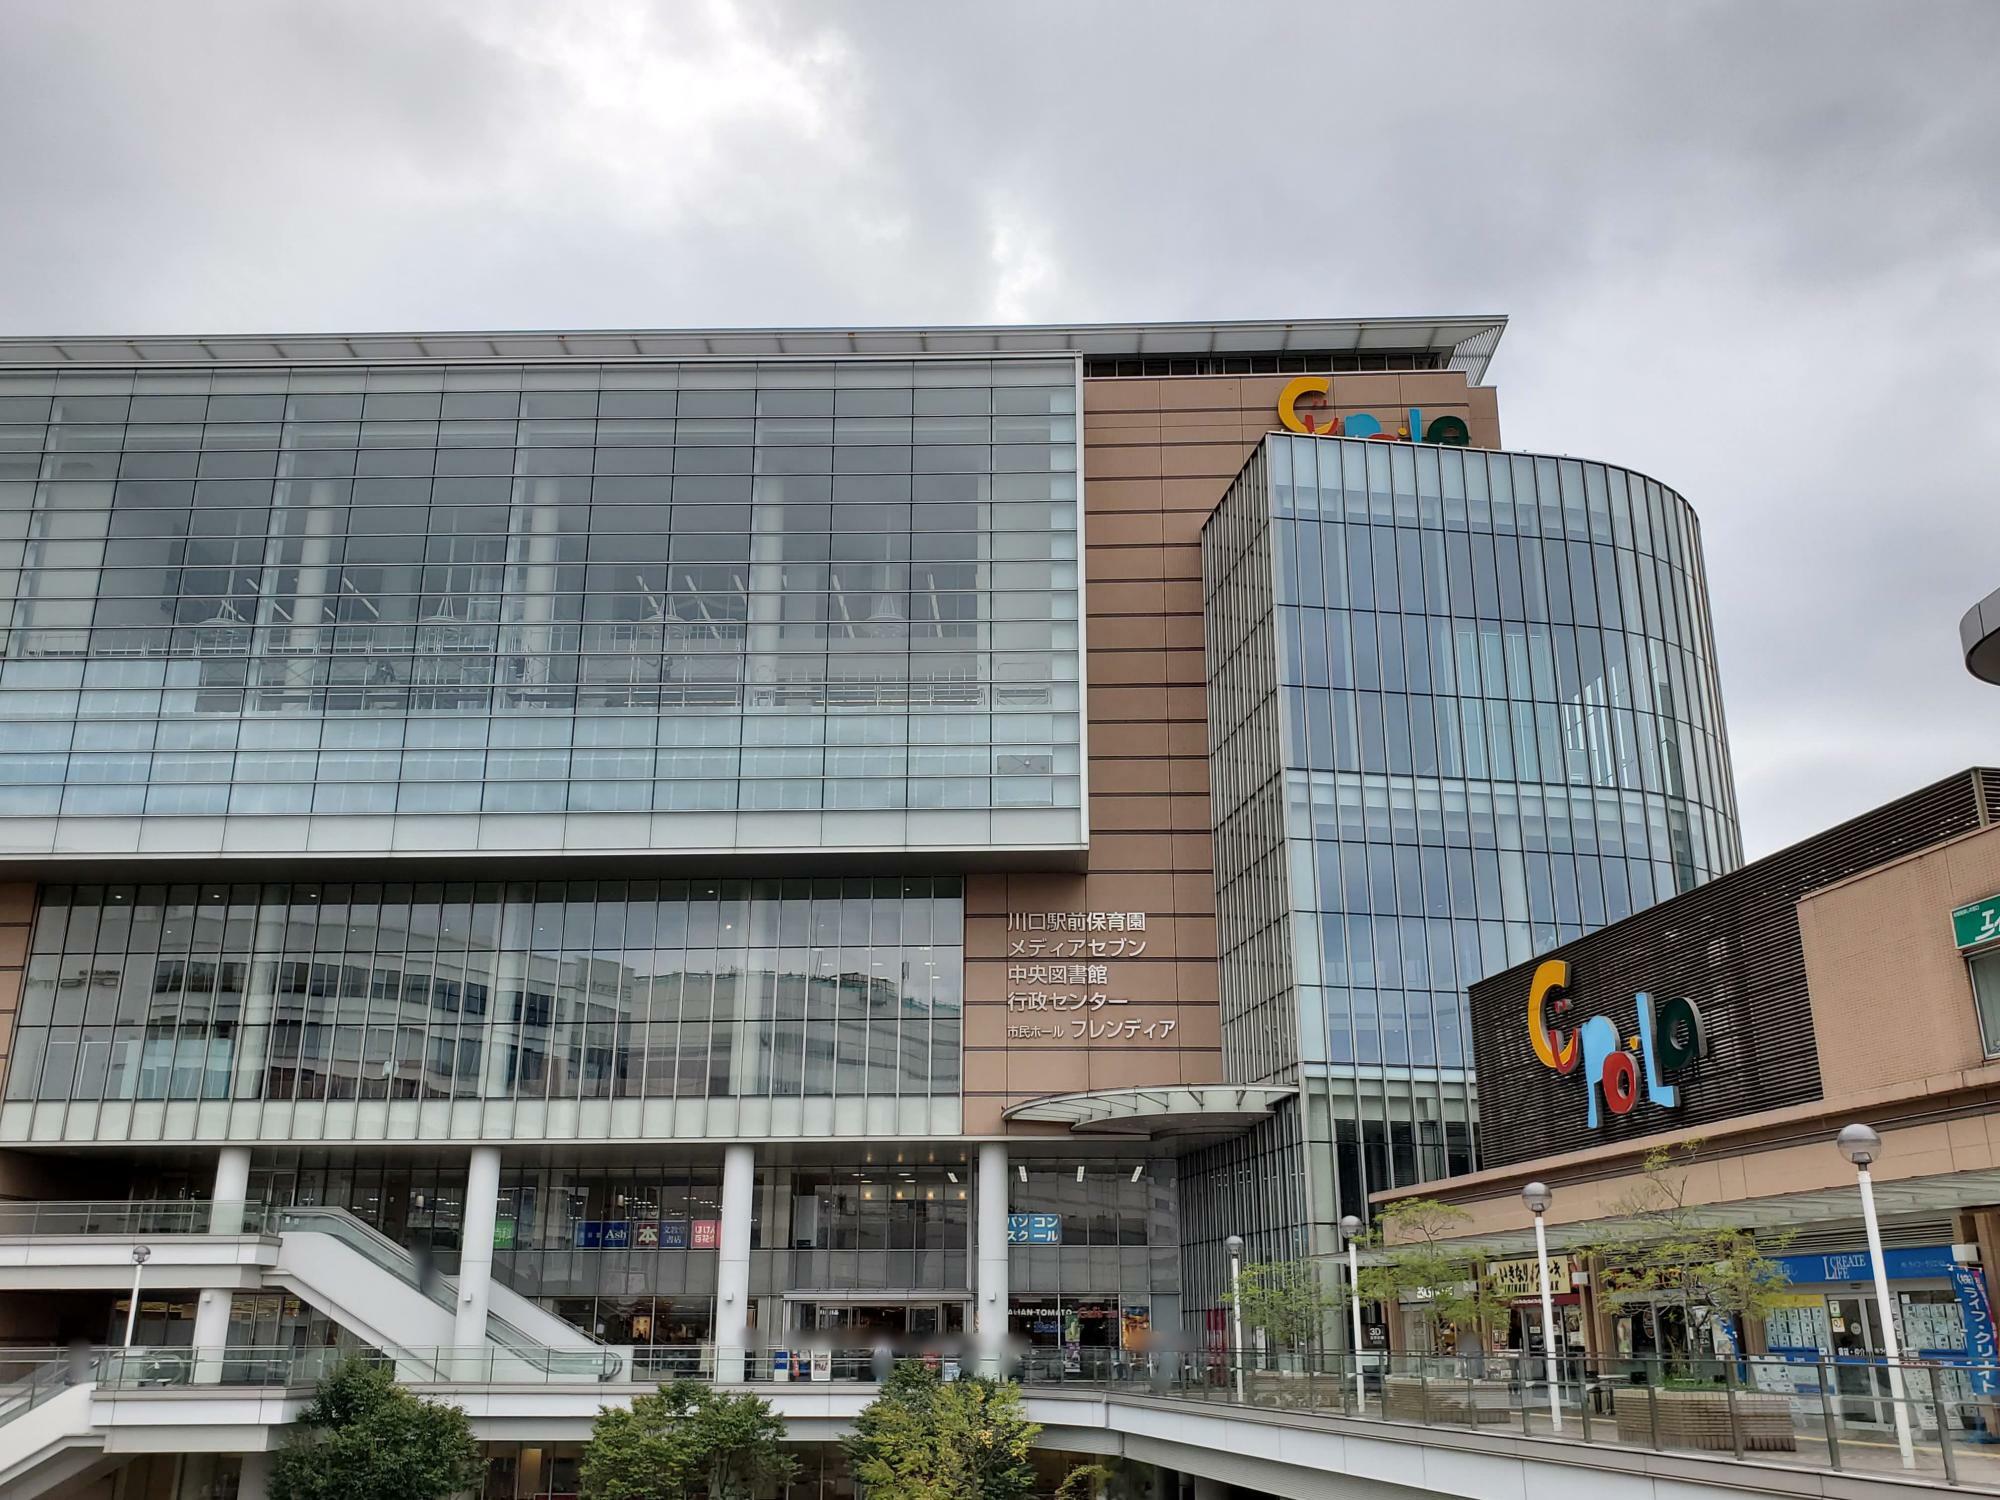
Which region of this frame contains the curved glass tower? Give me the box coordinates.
[1199,432,1739,1267]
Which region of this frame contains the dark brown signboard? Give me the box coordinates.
[1467,770,1996,1168]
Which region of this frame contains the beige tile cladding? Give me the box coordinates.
[1799,819,2000,1099]
[963,372,1500,1134]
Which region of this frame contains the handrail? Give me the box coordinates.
[97,1345,623,1389]
[0,1353,92,1431]
[0,1200,274,1237]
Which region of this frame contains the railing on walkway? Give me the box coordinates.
[47,1340,2000,1488]
[0,1200,276,1237]
[1111,1349,2000,1489]
[91,1344,878,1389]
[95,1344,626,1388]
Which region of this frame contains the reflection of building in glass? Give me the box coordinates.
[0,360,1084,845]
[1191,433,1738,1280]
[13,880,964,1108]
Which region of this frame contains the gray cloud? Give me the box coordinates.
[3,0,1995,855]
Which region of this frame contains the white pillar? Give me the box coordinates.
[453,1146,503,1351]
[1857,1164,1917,1468]
[192,1147,254,1380]
[1532,1212,1562,1432]
[715,1143,756,1382]
[977,1143,1010,1375]
[210,1145,252,1233]
[237,1450,271,1500]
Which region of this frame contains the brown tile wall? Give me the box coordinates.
[962,371,1501,1133]
[1799,820,2000,1099]
[0,884,31,1100]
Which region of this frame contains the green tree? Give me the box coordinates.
[269,1357,483,1500]
[1588,1140,1793,1378]
[1355,1198,1510,1356]
[1223,1259,1339,1353]
[580,1380,797,1500]
[844,1360,1100,1500]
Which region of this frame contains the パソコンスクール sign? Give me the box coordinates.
[1527,959,1708,1128]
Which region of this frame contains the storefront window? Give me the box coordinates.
[1008,1295,1146,1375]
[1969,947,2000,1054]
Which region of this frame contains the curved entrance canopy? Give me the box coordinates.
[1001,1085,1295,1139]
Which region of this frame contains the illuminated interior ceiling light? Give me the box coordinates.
[1075,1165,1085,1182]
[1131,1164,1145,1182]
[1017,1164,1027,1184]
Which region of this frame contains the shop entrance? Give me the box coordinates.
[789,1300,967,1341]
[1828,1293,1898,1425]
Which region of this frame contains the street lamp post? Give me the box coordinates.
[1224,1235,1247,1402]
[1339,1214,1367,1412]
[123,1245,152,1348]
[1838,1124,1915,1470]
[1521,1182,1562,1433]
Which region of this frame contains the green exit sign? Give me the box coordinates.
[1952,895,2000,950]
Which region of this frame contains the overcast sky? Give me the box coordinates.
[3,0,1995,858]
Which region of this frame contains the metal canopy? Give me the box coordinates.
[1002,1085,1295,1139]
[1357,1165,2000,1263]
[0,316,1508,383]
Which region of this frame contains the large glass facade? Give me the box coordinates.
[1199,433,1739,1286]
[0,358,1083,856]
[3,879,963,1136]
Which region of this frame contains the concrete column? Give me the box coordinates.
[715,1144,756,1382]
[1190,1477,1228,1500]
[453,1146,503,1350]
[191,1147,254,1379]
[977,1142,1009,1374]
[237,1450,271,1500]
[209,1145,252,1234]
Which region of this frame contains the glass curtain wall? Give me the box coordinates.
[1006,1158,1182,1359]
[8,878,962,1106]
[1198,433,1740,1308]
[0,359,1082,847]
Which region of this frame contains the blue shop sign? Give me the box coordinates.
[659,1220,689,1249]
[574,1220,633,1249]
[1774,1245,1957,1284]
[1948,1265,2000,1397]
[1008,1213,1061,1246]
